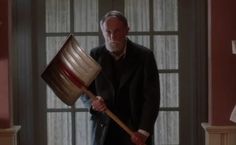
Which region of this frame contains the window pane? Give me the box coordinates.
[47,87,71,109]
[74,36,99,53]
[153,0,178,31]
[160,73,179,107]
[46,36,67,64]
[46,36,70,108]
[155,111,179,145]
[46,0,70,32]
[128,35,150,48]
[47,112,72,145]
[125,0,149,32]
[153,35,178,70]
[74,0,98,32]
[76,112,92,145]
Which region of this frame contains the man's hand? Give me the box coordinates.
[91,96,107,112]
[131,131,148,145]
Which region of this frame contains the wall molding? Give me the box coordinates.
[202,123,236,145]
[0,125,21,145]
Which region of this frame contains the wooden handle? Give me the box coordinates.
[104,109,134,136]
[81,86,134,136]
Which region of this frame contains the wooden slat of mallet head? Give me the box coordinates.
[41,34,134,136]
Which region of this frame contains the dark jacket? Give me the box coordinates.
[84,39,160,145]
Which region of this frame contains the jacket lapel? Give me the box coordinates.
[98,50,115,95]
[98,41,139,93]
[118,44,139,90]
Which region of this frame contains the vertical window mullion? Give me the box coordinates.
[71,106,76,145]
[70,0,74,33]
[70,0,76,145]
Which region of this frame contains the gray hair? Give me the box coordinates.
[100,10,128,28]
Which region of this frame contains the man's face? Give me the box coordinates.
[101,17,129,55]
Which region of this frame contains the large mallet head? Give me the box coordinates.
[41,34,101,106]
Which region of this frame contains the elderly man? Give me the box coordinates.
[82,10,160,145]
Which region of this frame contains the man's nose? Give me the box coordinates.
[110,33,116,40]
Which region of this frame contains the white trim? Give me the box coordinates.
[202,123,236,145]
[0,126,21,145]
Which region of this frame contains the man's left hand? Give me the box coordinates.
[131,131,148,145]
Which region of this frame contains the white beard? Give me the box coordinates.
[105,41,124,55]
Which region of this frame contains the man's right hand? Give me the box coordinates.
[91,96,107,112]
